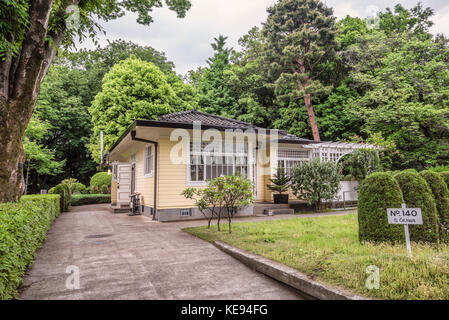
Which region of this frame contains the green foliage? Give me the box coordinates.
[428,166,449,173]
[420,171,449,243]
[267,168,291,194]
[90,172,112,194]
[23,116,65,193]
[358,172,404,243]
[395,171,440,243]
[183,176,254,233]
[88,56,194,162]
[49,183,71,212]
[262,0,339,140]
[0,195,60,299]
[197,35,239,117]
[290,159,342,211]
[440,172,449,189]
[71,194,111,206]
[71,183,88,195]
[340,148,380,181]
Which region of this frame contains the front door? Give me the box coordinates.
[117,164,132,204]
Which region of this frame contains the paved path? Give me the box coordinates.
[19,204,320,300]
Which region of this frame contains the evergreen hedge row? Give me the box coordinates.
[71,194,111,206]
[358,172,404,243]
[421,171,449,243]
[0,195,60,300]
[394,171,439,243]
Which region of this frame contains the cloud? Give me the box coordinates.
[78,0,449,75]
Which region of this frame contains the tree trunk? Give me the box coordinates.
[304,93,321,142]
[0,0,65,202]
[0,107,26,201]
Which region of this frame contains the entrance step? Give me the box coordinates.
[109,205,130,214]
[254,203,290,216]
[266,208,295,216]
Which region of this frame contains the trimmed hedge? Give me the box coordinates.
[420,171,449,243]
[0,194,60,300]
[358,172,405,243]
[395,171,440,243]
[440,172,449,189]
[49,183,71,212]
[71,194,111,206]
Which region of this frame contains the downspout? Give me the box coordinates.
[131,131,158,221]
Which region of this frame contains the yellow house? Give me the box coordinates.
[105,110,363,221]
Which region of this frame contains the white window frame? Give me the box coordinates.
[144,145,153,178]
[186,141,250,186]
[277,148,311,176]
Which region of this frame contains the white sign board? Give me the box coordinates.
[387,208,423,225]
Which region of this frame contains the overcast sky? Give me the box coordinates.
[79,0,449,75]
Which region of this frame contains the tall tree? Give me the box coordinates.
[262,0,339,141]
[0,0,191,202]
[198,35,239,118]
[88,56,194,162]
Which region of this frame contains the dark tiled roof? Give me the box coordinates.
[158,109,261,130]
[277,133,316,144]
[157,109,316,144]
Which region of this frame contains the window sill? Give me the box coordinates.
[144,173,153,179]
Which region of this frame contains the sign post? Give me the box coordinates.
[387,204,423,258]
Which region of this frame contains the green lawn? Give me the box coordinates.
[184,214,449,300]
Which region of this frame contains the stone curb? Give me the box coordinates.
[214,241,369,300]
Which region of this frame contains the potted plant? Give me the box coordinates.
[267,168,291,204]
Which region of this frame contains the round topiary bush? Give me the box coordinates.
[90,172,112,193]
[440,172,449,189]
[420,171,449,243]
[358,172,405,243]
[395,171,439,243]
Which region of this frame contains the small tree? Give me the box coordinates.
[215,176,254,234]
[291,159,342,211]
[340,148,380,181]
[267,168,291,194]
[182,185,224,230]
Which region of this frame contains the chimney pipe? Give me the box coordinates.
[100,128,104,165]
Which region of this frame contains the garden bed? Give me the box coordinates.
[184,214,449,300]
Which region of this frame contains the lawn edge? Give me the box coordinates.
[213,240,371,301]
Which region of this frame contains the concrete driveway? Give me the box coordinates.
[19,204,304,300]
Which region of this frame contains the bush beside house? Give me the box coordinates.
[394,171,440,243]
[358,172,405,243]
[440,172,449,189]
[420,171,449,243]
[0,195,60,300]
[71,194,111,206]
[90,172,112,194]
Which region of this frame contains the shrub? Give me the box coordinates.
[90,172,112,194]
[0,194,60,300]
[340,148,380,181]
[395,171,440,243]
[428,165,449,173]
[71,182,88,195]
[420,171,449,243]
[358,172,405,243]
[440,172,449,189]
[49,183,71,212]
[267,168,291,194]
[71,194,111,206]
[291,159,342,211]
